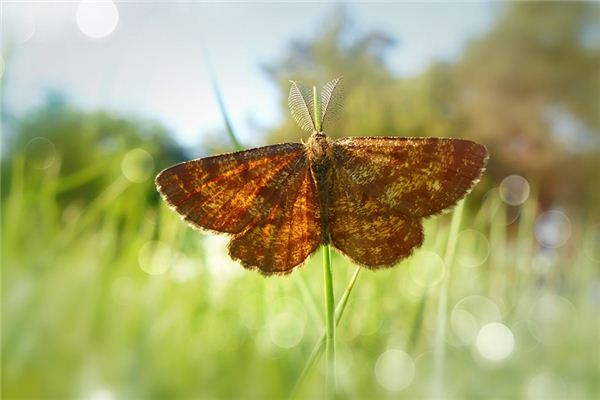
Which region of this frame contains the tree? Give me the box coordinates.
[454,2,600,205]
[1,92,186,203]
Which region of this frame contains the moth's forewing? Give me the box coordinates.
[329,137,487,268]
[156,143,322,275]
[332,137,488,218]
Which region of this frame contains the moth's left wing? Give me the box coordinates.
[332,137,488,218]
[156,143,322,275]
[228,154,322,275]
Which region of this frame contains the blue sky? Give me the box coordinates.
[2,1,500,148]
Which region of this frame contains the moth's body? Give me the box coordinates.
[155,78,489,275]
[306,131,334,244]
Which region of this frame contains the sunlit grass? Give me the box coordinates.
[2,147,598,399]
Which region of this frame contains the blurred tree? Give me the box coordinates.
[263,9,474,144]
[1,92,186,203]
[263,9,404,142]
[454,2,600,205]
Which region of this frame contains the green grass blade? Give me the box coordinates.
[322,244,336,396]
[431,200,464,399]
[205,58,243,152]
[291,267,360,398]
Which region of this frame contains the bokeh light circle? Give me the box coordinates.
[499,174,530,206]
[450,296,502,345]
[484,188,521,226]
[408,250,445,287]
[456,229,490,268]
[450,309,479,345]
[267,297,307,349]
[268,311,305,349]
[534,210,571,248]
[138,241,172,275]
[525,372,568,400]
[25,137,57,170]
[170,256,198,283]
[374,349,415,392]
[475,322,514,361]
[7,6,36,43]
[76,0,119,39]
[121,149,154,183]
[88,388,116,400]
[528,294,576,345]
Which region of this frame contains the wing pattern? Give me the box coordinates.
[333,137,488,218]
[329,137,487,268]
[329,162,424,267]
[156,143,321,275]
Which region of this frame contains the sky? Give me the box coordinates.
[1,1,501,148]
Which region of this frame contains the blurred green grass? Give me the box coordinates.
[2,145,599,399]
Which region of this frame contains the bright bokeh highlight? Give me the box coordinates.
[499,174,530,205]
[76,0,119,39]
[374,349,415,392]
[456,229,490,268]
[138,241,172,275]
[121,148,154,183]
[475,322,514,361]
[25,137,57,170]
[409,250,445,287]
[534,210,572,248]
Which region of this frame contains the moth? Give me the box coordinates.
[155,78,488,275]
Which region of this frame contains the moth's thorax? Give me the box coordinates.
[306,131,334,177]
[306,131,334,243]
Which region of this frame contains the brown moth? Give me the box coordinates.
[155,78,488,275]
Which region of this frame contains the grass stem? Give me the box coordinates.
[314,84,335,396]
[206,56,243,151]
[322,244,336,395]
[291,267,360,399]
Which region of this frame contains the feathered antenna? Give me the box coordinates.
[288,80,316,132]
[319,77,343,131]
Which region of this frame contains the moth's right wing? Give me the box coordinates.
[328,137,487,269]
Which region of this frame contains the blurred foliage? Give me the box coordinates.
[455,2,600,208]
[265,3,600,208]
[2,152,599,397]
[1,92,186,206]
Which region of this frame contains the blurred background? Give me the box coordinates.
[1,1,599,399]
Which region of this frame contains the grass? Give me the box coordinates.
[2,147,599,399]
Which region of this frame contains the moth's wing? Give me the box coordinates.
[156,143,322,275]
[156,143,308,234]
[332,137,488,218]
[329,160,424,268]
[328,136,487,268]
[228,153,322,275]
